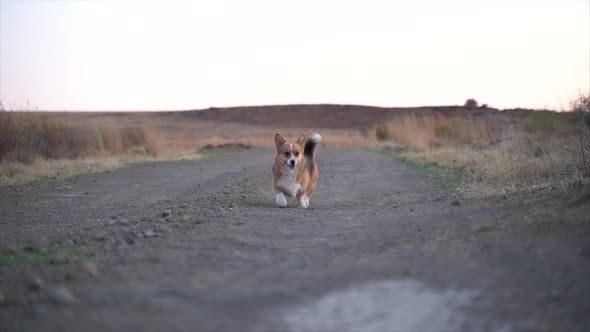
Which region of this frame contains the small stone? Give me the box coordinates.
[28,276,45,292]
[410,208,414,212]
[162,209,172,217]
[119,218,130,225]
[48,286,75,305]
[155,225,172,233]
[1,244,17,254]
[143,230,157,238]
[451,199,461,206]
[55,185,72,190]
[83,261,98,276]
[94,234,109,242]
[64,272,76,281]
[123,235,135,245]
[51,254,69,265]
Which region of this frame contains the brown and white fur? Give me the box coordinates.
[272,132,321,208]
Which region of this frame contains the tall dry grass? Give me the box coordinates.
[375,112,509,151]
[0,109,159,164]
[376,98,589,196]
[571,93,590,177]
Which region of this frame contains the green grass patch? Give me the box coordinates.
[0,248,53,265]
[510,110,575,134]
[200,148,250,159]
[375,150,464,190]
[0,245,88,266]
[123,160,154,167]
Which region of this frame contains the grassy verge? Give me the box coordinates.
[0,144,257,186]
[375,150,464,191]
[374,94,590,197]
[0,245,88,266]
[0,150,204,186]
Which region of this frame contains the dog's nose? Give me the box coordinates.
[290,160,295,165]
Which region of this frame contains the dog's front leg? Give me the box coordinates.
[276,192,288,208]
[297,193,309,208]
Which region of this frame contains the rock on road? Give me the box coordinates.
[0,148,589,332]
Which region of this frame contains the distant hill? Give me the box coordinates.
[155,104,502,129]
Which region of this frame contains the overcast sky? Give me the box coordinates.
[0,0,588,111]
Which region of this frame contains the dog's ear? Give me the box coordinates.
[274,132,286,149]
[296,133,306,147]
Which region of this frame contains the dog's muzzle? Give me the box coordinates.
[286,160,296,169]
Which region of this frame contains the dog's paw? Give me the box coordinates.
[298,194,309,208]
[276,193,287,208]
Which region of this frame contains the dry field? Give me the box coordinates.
[0,105,380,184]
[1,97,589,194]
[376,95,590,196]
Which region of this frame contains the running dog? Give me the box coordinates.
[272,132,321,208]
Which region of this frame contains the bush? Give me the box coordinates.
[464,99,478,110]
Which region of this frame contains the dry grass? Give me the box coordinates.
[376,97,589,196]
[0,110,160,164]
[5,98,586,192]
[0,156,124,185]
[571,93,590,177]
[375,111,511,151]
[0,109,163,184]
[0,150,206,186]
[402,134,580,196]
[0,107,374,185]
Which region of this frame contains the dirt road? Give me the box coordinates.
[1,148,589,332]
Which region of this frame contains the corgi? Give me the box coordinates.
[273,132,322,208]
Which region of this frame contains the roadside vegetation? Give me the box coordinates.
[376,94,590,196]
[2,95,588,191]
[0,103,162,184]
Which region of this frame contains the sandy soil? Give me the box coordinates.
[0,148,589,332]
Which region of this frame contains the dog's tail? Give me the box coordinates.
[304,133,322,165]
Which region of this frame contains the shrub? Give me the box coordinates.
[464,98,478,110]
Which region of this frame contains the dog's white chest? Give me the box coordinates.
[277,170,300,197]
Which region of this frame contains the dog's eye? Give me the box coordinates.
[294,152,300,156]
[284,152,290,157]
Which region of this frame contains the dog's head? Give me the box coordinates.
[274,132,305,170]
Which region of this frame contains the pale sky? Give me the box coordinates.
[0,0,588,111]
